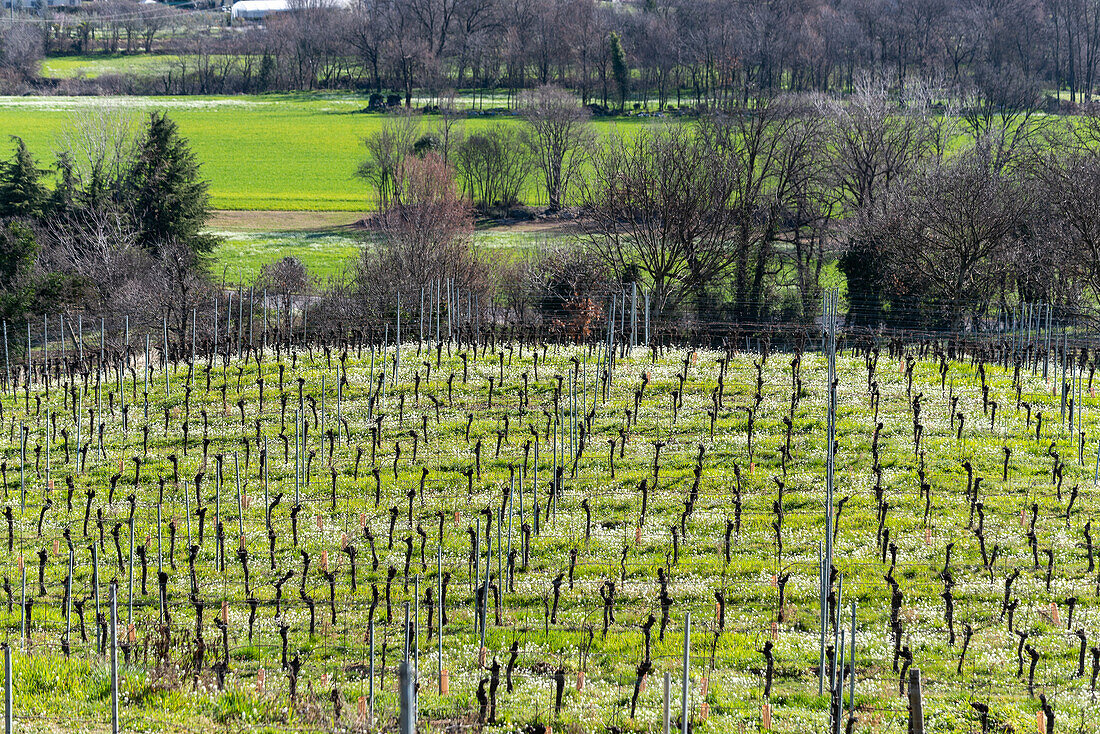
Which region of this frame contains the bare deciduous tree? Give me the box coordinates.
[821,77,934,323]
[961,64,1044,171]
[358,152,485,311]
[854,144,1026,327]
[154,237,213,342]
[524,242,609,337]
[698,96,828,321]
[357,111,422,209]
[0,24,42,83]
[345,0,387,93]
[139,1,174,54]
[521,85,594,211]
[258,255,312,328]
[37,205,146,313]
[53,105,139,211]
[453,124,529,211]
[581,123,740,315]
[1026,108,1100,307]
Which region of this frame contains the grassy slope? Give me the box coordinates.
[0,95,653,211]
[2,334,1098,733]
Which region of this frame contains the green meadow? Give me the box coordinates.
[0,94,653,211]
[39,54,182,79]
[209,227,561,283]
[211,229,366,282]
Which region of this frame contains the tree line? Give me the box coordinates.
[2,0,1100,108]
[0,108,215,340]
[5,84,1100,338]
[351,83,1100,332]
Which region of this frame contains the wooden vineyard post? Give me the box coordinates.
[64,551,72,656]
[110,584,118,734]
[908,668,923,734]
[662,671,670,734]
[3,321,8,397]
[162,315,170,399]
[631,281,637,348]
[681,612,690,734]
[438,543,446,694]
[128,517,134,626]
[4,643,11,734]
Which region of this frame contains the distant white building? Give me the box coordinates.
[230,0,285,20]
[231,0,348,20]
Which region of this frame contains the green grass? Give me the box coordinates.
[1,325,1098,732]
[40,54,182,79]
[211,229,366,282]
[0,94,655,211]
[209,226,568,283]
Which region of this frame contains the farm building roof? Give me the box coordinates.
[231,0,350,19]
[231,0,288,18]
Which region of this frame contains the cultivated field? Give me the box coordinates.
[0,95,653,212]
[39,54,181,80]
[0,314,1097,733]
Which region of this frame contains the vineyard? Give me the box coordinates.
[0,302,1097,733]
